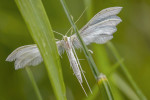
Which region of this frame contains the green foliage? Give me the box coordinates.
[15,0,66,100]
[107,42,147,100]
[0,0,149,100]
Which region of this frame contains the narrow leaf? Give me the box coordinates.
[15,0,66,99]
[107,42,147,100]
[25,68,43,100]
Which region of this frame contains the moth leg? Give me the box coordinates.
[88,49,93,54]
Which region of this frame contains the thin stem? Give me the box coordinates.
[59,0,114,99]
[107,42,147,100]
[98,74,114,100]
[107,58,124,76]
[25,67,43,100]
[112,73,139,100]
[60,0,99,79]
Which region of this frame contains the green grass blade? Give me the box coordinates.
[83,0,116,99]
[25,68,43,100]
[83,0,93,20]
[112,73,139,100]
[107,58,124,76]
[92,45,124,99]
[15,0,66,100]
[107,42,147,100]
[59,0,114,99]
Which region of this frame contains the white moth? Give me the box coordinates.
[6,7,122,96]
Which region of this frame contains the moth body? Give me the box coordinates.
[63,36,83,83]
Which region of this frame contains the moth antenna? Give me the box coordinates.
[74,7,88,24]
[53,30,64,37]
[71,45,92,94]
[65,7,88,36]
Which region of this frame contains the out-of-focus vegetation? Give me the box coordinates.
[0,0,150,100]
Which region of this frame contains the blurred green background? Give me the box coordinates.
[0,0,150,100]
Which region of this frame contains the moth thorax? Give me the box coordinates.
[63,36,72,49]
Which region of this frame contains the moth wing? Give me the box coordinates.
[6,41,65,70]
[71,7,122,47]
[80,7,122,32]
[56,40,65,56]
[6,44,43,70]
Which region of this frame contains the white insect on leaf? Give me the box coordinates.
[6,7,122,96]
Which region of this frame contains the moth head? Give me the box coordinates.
[63,36,68,42]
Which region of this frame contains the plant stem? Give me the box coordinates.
[25,68,43,100]
[60,0,99,81]
[112,73,139,100]
[98,74,114,100]
[59,0,114,99]
[107,42,147,100]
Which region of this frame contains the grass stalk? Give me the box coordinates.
[59,0,114,99]
[112,73,139,100]
[25,68,43,100]
[98,74,114,100]
[15,0,66,100]
[107,42,147,100]
[107,58,124,76]
[59,0,99,78]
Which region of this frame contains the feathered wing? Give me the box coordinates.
[6,44,43,70]
[6,41,65,70]
[56,40,65,56]
[71,7,122,47]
